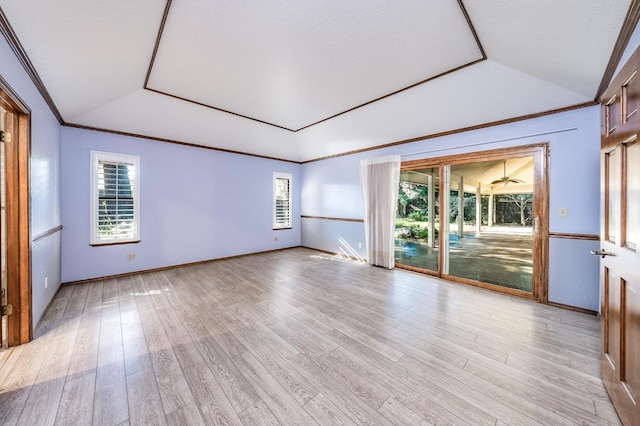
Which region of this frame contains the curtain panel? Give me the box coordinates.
[359,155,401,269]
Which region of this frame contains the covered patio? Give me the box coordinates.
[396,157,535,292]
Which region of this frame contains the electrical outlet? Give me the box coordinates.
[44,276,48,289]
[274,236,279,242]
[559,208,568,218]
[127,253,136,261]
[358,242,362,249]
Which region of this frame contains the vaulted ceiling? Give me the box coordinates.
[0,1,634,162]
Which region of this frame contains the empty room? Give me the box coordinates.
[0,1,639,425]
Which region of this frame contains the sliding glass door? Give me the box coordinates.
[395,145,547,300]
[444,157,534,292]
[394,167,440,274]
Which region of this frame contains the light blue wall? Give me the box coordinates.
[1,34,62,328]
[61,127,301,282]
[301,106,602,311]
[548,238,600,311]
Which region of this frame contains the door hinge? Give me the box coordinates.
[1,304,13,316]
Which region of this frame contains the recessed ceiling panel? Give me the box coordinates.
[147,0,483,130]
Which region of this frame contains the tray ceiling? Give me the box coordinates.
[147,0,482,130]
[0,0,633,161]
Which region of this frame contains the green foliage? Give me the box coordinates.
[408,211,428,222]
[416,228,429,239]
[395,224,438,241]
[398,175,534,228]
[397,181,438,219]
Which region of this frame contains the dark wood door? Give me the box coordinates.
[0,81,31,346]
[0,106,4,348]
[600,48,640,426]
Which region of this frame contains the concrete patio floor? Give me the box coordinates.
[395,227,533,292]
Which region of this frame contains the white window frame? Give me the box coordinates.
[273,172,292,229]
[90,151,140,245]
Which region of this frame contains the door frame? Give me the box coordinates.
[0,75,32,346]
[398,143,549,303]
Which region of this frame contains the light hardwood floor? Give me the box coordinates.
[0,247,621,425]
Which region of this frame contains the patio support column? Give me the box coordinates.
[458,177,464,238]
[488,191,494,227]
[441,166,450,275]
[427,172,435,248]
[476,184,482,236]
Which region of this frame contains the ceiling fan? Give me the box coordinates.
[490,161,524,185]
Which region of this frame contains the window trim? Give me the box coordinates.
[90,151,140,245]
[273,172,292,230]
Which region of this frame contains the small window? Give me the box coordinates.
[273,172,292,229]
[90,151,140,245]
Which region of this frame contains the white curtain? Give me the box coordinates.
[360,155,401,269]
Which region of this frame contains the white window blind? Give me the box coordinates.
[91,151,140,244]
[273,172,292,229]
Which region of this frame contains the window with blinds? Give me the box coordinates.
[90,151,140,245]
[273,172,292,229]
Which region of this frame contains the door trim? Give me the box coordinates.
[0,75,32,346]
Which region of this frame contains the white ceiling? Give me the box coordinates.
[148,0,481,130]
[0,0,632,162]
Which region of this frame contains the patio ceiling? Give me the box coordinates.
[401,157,534,194]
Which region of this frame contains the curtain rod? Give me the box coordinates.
[401,127,578,158]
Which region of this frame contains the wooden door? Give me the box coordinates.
[0,106,5,348]
[0,79,31,346]
[600,49,640,426]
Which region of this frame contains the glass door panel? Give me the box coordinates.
[395,167,440,272]
[447,158,534,292]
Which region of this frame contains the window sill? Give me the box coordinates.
[90,240,141,247]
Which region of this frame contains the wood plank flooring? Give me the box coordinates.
[0,247,621,425]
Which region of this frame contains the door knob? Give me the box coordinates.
[591,249,614,258]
